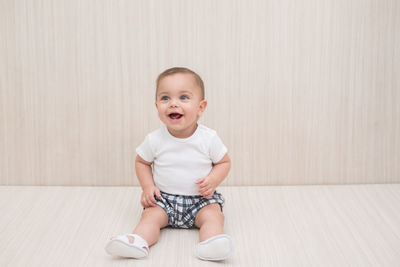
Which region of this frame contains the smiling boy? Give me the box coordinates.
[105,67,234,261]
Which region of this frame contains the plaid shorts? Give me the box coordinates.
[155,191,225,229]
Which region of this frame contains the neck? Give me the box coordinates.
[167,123,198,138]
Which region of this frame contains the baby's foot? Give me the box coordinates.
[105,234,149,258]
[196,234,234,261]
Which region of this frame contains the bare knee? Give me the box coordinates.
[141,206,168,228]
[195,204,224,228]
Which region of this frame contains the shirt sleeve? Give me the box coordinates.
[136,134,154,162]
[209,133,228,163]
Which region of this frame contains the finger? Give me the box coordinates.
[155,188,162,199]
[200,192,207,198]
[199,185,210,193]
[141,197,147,207]
[199,182,208,189]
[195,178,204,184]
[144,197,150,207]
[198,189,207,195]
[203,190,212,198]
[146,198,155,207]
[147,195,156,205]
[150,194,156,203]
[205,189,213,198]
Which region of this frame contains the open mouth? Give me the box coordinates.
[168,113,183,120]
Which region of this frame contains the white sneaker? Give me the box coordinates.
[105,234,149,258]
[196,234,234,261]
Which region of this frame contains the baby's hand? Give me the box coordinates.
[141,186,161,208]
[195,176,217,199]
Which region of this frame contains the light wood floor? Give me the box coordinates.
[1,185,399,267]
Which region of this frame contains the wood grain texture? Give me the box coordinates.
[0,0,399,185]
[1,185,400,266]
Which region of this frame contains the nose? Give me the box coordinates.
[169,98,179,108]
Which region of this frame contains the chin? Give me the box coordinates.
[169,124,185,131]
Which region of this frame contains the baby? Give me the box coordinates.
[105,67,234,261]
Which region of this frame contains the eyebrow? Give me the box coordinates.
[157,90,194,97]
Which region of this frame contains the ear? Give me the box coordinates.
[155,102,158,109]
[197,99,207,116]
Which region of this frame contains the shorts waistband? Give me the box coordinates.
[160,191,204,198]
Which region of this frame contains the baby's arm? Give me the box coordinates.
[135,155,161,208]
[195,153,231,198]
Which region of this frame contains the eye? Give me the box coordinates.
[161,96,169,101]
[180,95,189,100]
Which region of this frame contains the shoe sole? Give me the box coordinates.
[105,239,147,258]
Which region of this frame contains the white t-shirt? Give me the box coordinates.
[136,124,227,195]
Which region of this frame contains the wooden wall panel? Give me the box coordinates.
[0,0,399,185]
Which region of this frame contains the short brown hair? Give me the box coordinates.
[156,67,205,100]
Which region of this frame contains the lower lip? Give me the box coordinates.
[168,116,183,122]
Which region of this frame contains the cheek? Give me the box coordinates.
[156,106,167,116]
[184,105,198,116]
[156,103,166,111]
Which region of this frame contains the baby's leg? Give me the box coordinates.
[133,205,168,246]
[194,203,234,261]
[105,206,168,258]
[194,203,224,242]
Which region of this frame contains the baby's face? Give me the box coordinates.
[155,73,207,138]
